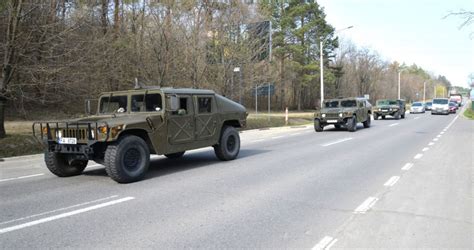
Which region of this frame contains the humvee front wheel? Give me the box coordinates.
[45,152,87,177]
[347,116,357,132]
[165,151,185,159]
[373,114,378,120]
[104,135,150,183]
[214,126,240,161]
[394,112,400,120]
[314,119,323,132]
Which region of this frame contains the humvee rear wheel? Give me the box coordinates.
[45,152,87,177]
[165,151,185,159]
[401,113,405,119]
[314,119,323,132]
[214,126,240,161]
[104,135,150,183]
[394,113,400,120]
[363,114,371,128]
[347,116,357,132]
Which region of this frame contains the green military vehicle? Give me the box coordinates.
[33,87,247,183]
[314,97,372,132]
[373,99,406,120]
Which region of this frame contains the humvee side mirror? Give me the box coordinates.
[169,95,179,111]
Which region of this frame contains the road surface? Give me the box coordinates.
[0,110,472,248]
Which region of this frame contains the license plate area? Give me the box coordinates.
[58,137,77,145]
[326,120,338,123]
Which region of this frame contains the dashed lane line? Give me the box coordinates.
[313,236,338,250]
[401,163,414,171]
[0,174,45,183]
[321,138,353,147]
[354,197,378,214]
[383,176,400,187]
[414,153,423,159]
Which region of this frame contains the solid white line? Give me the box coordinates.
[414,153,423,159]
[389,123,400,127]
[414,117,420,120]
[428,142,435,146]
[0,174,45,183]
[0,197,134,234]
[401,162,413,171]
[313,236,338,250]
[384,176,400,187]
[250,139,264,142]
[271,136,284,139]
[354,197,378,214]
[321,137,353,147]
[0,195,119,225]
[422,147,429,152]
[293,132,302,136]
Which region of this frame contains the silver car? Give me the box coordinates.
[410,102,425,113]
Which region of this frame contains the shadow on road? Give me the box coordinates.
[82,148,269,182]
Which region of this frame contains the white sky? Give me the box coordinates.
[318,0,474,87]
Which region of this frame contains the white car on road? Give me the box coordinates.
[431,98,450,115]
[410,102,425,113]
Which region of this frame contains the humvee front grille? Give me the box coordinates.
[32,121,109,144]
[61,128,88,140]
[324,113,340,118]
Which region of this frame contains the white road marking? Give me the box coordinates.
[383,176,400,187]
[293,132,302,136]
[440,131,445,134]
[321,137,353,147]
[0,195,119,226]
[414,117,420,120]
[414,153,423,159]
[389,123,400,127]
[436,135,442,138]
[0,197,135,234]
[401,163,413,171]
[0,173,45,183]
[433,138,439,142]
[354,197,378,214]
[313,236,338,250]
[271,136,284,139]
[422,147,429,152]
[428,142,435,146]
[250,139,264,142]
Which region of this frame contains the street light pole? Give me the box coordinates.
[398,71,401,100]
[423,81,426,103]
[320,40,324,108]
[320,26,353,108]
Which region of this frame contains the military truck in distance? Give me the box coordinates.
[33,87,247,183]
[314,97,372,132]
[373,99,406,120]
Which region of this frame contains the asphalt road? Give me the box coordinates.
[0,109,472,249]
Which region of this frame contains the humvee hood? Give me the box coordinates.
[321,107,358,113]
[74,113,155,126]
[216,94,246,113]
[376,105,399,109]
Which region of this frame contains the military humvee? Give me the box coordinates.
[33,87,247,183]
[373,99,406,120]
[314,97,372,132]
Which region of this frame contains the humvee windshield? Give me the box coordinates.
[325,100,339,108]
[341,100,357,107]
[100,95,128,114]
[377,100,397,105]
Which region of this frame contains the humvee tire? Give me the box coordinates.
[381,115,386,119]
[45,152,87,177]
[334,124,341,129]
[401,113,405,119]
[363,114,371,128]
[165,151,185,159]
[394,112,400,120]
[104,135,150,183]
[373,114,378,120]
[314,119,323,132]
[347,116,357,132]
[214,126,240,161]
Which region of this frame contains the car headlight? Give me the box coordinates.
[322,114,326,118]
[339,113,343,117]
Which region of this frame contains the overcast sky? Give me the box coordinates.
[318,0,473,87]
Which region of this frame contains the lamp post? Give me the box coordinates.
[320,26,353,108]
[397,69,407,100]
[423,81,426,103]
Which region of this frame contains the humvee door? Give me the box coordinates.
[167,95,195,144]
[194,95,218,141]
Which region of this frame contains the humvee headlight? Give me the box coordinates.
[321,114,326,118]
[98,126,108,134]
[42,127,48,135]
[110,124,124,137]
[57,130,62,138]
[339,113,343,117]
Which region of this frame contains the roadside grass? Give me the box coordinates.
[463,103,474,120]
[0,111,315,158]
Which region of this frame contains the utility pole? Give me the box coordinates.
[398,71,401,99]
[423,81,426,103]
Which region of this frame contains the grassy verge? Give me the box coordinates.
[463,103,474,120]
[0,134,43,158]
[245,112,313,130]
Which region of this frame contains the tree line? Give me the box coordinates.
[0,0,453,138]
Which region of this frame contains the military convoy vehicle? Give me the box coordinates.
[373,99,406,120]
[314,97,372,132]
[33,87,247,183]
